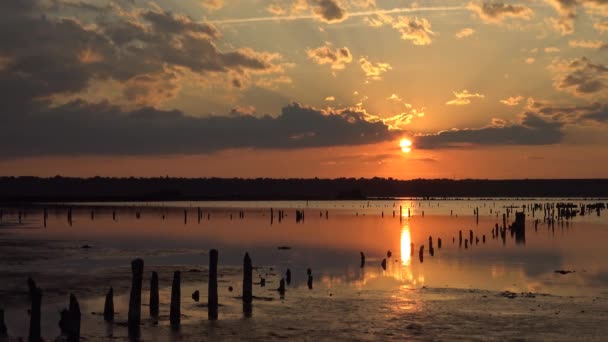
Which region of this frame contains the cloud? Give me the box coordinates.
[392,17,435,45]
[544,0,578,35]
[446,90,485,105]
[595,21,608,32]
[387,94,402,101]
[414,112,564,149]
[0,102,400,157]
[569,39,607,49]
[549,57,608,98]
[325,96,336,101]
[455,28,475,38]
[359,57,392,80]
[468,1,534,24]
[201,0,224,10]
[0,0,291,113]
[310,0,349,23]
[525,57,536,64]
[306,43,353,70]
[531,101,608,124]
[545,46,561,53]
[500,96,524,106]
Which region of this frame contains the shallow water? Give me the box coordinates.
[1,199,607,340]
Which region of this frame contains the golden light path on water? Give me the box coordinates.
[400,223,412,266]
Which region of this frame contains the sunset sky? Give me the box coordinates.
[1,0,607,178]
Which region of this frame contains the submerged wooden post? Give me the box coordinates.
[360,252,365,268]
[103,287,114,322]
[170,271,181,327]
[128,259,144,338]
[278,278,286,297]
[0,309,8,339]
[208,249,219,320]
[150,272,159,317]
[286,269,292,285]
[243,253,253,304]
[27,277,42,342]
[67,294,80,342]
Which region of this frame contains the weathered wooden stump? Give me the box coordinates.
[243,253,253,304]
[128,259,144,338]
[192,290,200,302]
[0,309,8,338]
[103,287,114,322]
[170,271,181,327]
[67,294,80,342]
[27,278,42,342]
[208,249,219,320]
[148,272,159,317]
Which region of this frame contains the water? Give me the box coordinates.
[1,199,607,340]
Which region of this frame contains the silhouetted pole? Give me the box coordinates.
[27,278,41,342]
[243,253,253,304]
[208,249,219,320]
[360,252,365,268]
[150,272,159,317]
[381,258,387,270]
[67,294,80,342]
[170,271,180,327]
[0,309,6,339]
[307,268,313,290]
[278,278,286,297]
[103,287,114,322]
[286,269,292,285]
[128,259,144,339]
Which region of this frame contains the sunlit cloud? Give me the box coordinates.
[307,43,353,70]
[387,94,402,101]
[446,90,485,105]
[325,96,336,101]
[455,28,475,38]
[500,96,524,106]
[201,0,224,10]
[525,57,536,64]
[359,57,392,80]
[569,40,607,49]
[544,46,561,53]
[392,16,435,45]
[595,21,608,32]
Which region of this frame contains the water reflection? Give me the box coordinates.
[400,223,412,266]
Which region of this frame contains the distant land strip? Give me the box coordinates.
[1,177,608,202]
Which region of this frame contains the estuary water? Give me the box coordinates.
[0,199,607,341]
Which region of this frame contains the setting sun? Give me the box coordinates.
[400,138,413,153]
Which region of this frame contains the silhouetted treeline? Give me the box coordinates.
[1,177,608,202]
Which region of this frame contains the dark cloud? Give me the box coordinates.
[534,102,608,123]
[468,1,534,23]
[0,0,286,113]
[310,0,348,23]
[0,102,398,157]
[550,57,608,98]
[414,112,564,149]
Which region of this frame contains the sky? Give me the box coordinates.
[0,0,607,179]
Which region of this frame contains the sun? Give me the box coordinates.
[400,138,412,153]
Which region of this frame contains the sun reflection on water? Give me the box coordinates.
[400,224,412,266]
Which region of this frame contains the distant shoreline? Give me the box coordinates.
[2,177,608,203]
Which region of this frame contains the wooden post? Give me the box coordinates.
[243,253,253,304]
[27,278,41,342]
[307,274,313,290]
[381,258,387,270]
[150,272,159,317]
[278,278,286,297]
[67,294,80,342]
[128,259,144,338]
[286,269,292,285]
[360,252,365,268]
[103,287,114,322]
[170,271,181,327]
[0,309,8,339]
[208,249,218,320]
